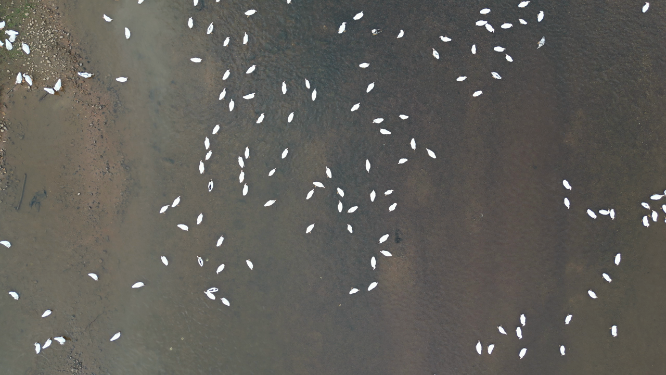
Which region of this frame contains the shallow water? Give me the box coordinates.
[2,0,666,374]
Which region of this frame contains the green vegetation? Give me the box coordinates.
[0,0,35,61]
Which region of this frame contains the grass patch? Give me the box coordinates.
[0,0,35,62]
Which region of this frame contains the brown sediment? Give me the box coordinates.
[0,0,128,372]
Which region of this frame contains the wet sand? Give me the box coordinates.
[1,0,666,374]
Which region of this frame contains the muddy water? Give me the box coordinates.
[2,0,666,373]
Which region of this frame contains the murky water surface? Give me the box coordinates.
[2,0,666,373]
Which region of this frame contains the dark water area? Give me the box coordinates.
[1,0,666,374]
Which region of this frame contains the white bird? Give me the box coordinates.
[457,76,467,82]
[610,209,616,219]
[110,332,121,342]
[246,259,254,270]
[379,234,389,243]
[440,36,451,42]
[8,291,19,300]
[125,27,130,39]
[652,210,658,221]
[237,156,245,169]
[411,138,416,150]
[338,201,343,212]
[194,0,198,5]
[560,345,565,356]
[473,91,483,97]
[506,54,514,62]
[288,112,294,123]
[54,79,62,92]
[370,190,376,202]
[245,9,257,17]
[245,147,250,159]
[371,256,376,270]
[281,81,287,94]
[241,183,248,196]
[35,343,41,354]
[172,196,181,207]
[312,89,317,101]
[565,314,572,324]
[199,160,205,174]
[221,298,230,306]
[476,20,487,26]
[359,63,370,68]
[398,158,408,164]
[4,39,11,50]
[602,273,612,282]
[599,209,610,216]
[88,273,98,281]
[519,18,528,25]
[188,17,193,28]
[485,24,495,33]
[218,89,227,100]
[373,118,384,123]
[476,341,482,355]
[15,72,22,85]
[243,32,248,44]
[538,37,545,49]
[77,72,93,78]
[54,337,65,345]
[643,2,650,13]
[615,253,621,266]
[159,205,169,214]
[177,224,189,231]
[190,57,202,63]
[480,8,491,14]
[368,282,378,291]
[397,30,404,38]
[498,326,507,334]
[385,190,393,195]
[246,65,256,74]
[380,129,391,135]
[367,82,375,92]
[204,291,215,300]
[41,309,52,317]
[491,72,502,79]
[326,167,332,178]
[216,264,225,274]
[43,339,52,349]
[501,23,513,29]
[519,348,527,359]
[204,137,210,150]
[243,93,255,100]
[239,171,245,183]
[229,99,234,111]
[399,114,409,119]
[338,22,346,34]
[337,187,344,197]
[351,103,361,112]
[104,14,113,22]
[347,224,353,233]
[488,344,495,355]
[257,113,265,123]
[197,256,204,267]
[207,22,214,34]
[223,37,230,46]
[426,148,436,158]
[282,148,289,159]
[471,44,476,54]
[305,78,311,88]
[494,46,506,52]
[380,250,392,257]
[21,43,29,54]
[389,203,397,211]
[588,290,598,299]
[642,202,650,209]
[116,77,128,82]
[643,215,650,227]
[516,326,522,339]
[348,206,358,213]
[564,198,570,209]
[24,74,32,86]
[306,224,315,233]
[264,200,276,207]
[306,189,314,200]
[433,48,440,59]
[197,213,203,225]
[268,168,276,176]
[518,1,530,7]
[350,288,359,294]
[538,11,544,22]
[313,182,325,188]
[587,209,597,219]
[132,282,144,289]
[611,325,617,337]
[353,12,364,20]
[161,256,168,266]
[520,314,526,326]
[366,159,371,173]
